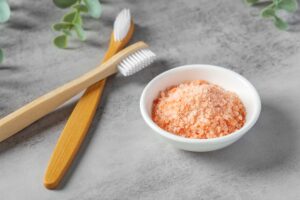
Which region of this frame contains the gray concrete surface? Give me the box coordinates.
[1,0,300,199]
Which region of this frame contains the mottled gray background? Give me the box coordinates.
[1,0,300,199]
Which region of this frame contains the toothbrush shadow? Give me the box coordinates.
[132,24,153,42]
[0,102,76,155]
[0,65,22,71]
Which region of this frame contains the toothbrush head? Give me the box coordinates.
[113,9,131,42]
[118,48,156,76]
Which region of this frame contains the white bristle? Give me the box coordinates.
[113,9,131,41]
[118,49,156,76]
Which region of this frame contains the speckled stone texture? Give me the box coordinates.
[1,0,300,199]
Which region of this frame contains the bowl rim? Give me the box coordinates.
[140,64,261,144]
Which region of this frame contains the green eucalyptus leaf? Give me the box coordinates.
[84,0,102,18]
[73,12,83,25]
[52,22,73,31]
[261,4,276,18]
[53,0,77,9]
[277,0,298,12]
[0,48,3,63]
[54,35,68,48]
[63,11,77,22]
[274,16,288,30]
[0,0,11,23]
[245,0,259,5]
[74,24,86,41]
[73,4,88,12]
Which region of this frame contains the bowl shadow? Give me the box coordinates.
[179,101,298,172]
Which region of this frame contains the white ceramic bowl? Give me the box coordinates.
[140,64,261,152]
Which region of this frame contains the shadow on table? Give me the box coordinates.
[0,65,23,72]
[287,6,300,32]
[180,101,298,172]
[0,102,76,154]
[7,1,53,31]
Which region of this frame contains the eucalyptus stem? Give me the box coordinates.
[52,0,102,48]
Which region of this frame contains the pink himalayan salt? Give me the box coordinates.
[152,80,246,139]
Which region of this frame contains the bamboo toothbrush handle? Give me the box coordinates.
[44,80,107,189]
[0,63,116,142]
[0,41,147,142]
[43,39,124,189]
[44,22,134,189]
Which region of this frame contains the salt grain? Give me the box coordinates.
[152,80,246,139]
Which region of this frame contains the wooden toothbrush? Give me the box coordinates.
[43,9,134,189]
[0,41,155,142]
